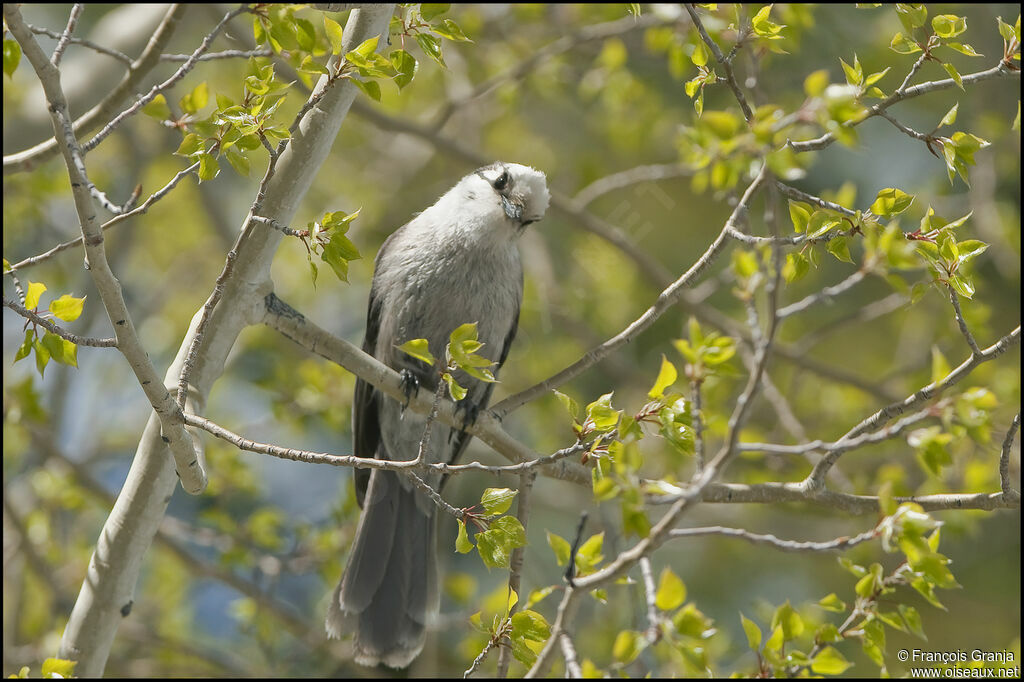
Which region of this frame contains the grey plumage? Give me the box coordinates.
[326,162,550,668]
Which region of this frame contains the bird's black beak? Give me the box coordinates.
[501,194,524,222]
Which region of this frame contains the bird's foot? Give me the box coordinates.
[399,369,419,418]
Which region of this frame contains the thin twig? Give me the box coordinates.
[1000,413,1020,500]
[5,162,199,274]
[684,4,754,123]
[946,284,982,356]
[667,524,879,552]
[3,297,118,347]
[50,4,84,67]
[28,23,132,64]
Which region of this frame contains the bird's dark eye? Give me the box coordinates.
[492,170,509,191]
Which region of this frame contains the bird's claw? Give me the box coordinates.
[399,369,419,417]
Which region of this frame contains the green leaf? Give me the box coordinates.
[390,49,418,89]
[931,14,967,38]
[770,601,805,641]
[870,187,914,217]
[40,659,76,678]
[584,392,621,432]
[455,519,473,553]
[3,38,21,78]
[691,40,709,68]
[782,252,810,283]
[179,81,209,115]
[324,16,344,54]
[175,133,204,157]
[812,646,853,675]
[655,567,686,611]
[612,630,645,664]
[511,609,550,642]
[789,200,811,232]
[764,624,785,652]
[816,623,844,643]
[33,336,50,376]
[48,293,86,322]
[442,372,467,400]
[818,593,847,612]
[397,338,435,365]
[352,78,381,102]
[574,532,604,574]
[420,3,450,21]
[945,42,981,57]
[546,530,571,566]
[890,31,922,54]
[930,346,951,383]
[942,62,964,90]
[15,329,34,363]
[740,613,762,650]
[939,103,958,127]
[481,487,518,515]
[475,528,509,569]
[804,69,829,97]
[415,33,446,67]
[431,18,471,42]
[197,152,219,182]
[827,235,854,263]
[899,604,927,639]
[142,93,172,120]
[648,355,677,398]
[806,209,841,238]
[553,389,579,422]
[25,281,47,310]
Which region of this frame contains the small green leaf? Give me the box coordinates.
[812,646,853,675]
[324,16,344,54]
[546,530,571,566]
[15,329,34,363]
[443,372,467,400]
[654,567,687,611]
[899,604,927,639]
[481,487,518,515]
[390,49,418,89]
[197,152,219,182]
[25,281,47,310]
[3,38,21,78]
[40,659,76,678]
[455,519,473,553]
[870,187,914,217]
[939,103,958,127]
[740,613,762,650]
[142,93,172,120]
[942,62,964,90]
[415,33,445,67]
[691,40,709,68]
[770,601,805,641]
[827,235,854,263]
[431,18,471,42]
[352,78,381,102]
[420,3,450,21]
[789,200,811,233]
[397,338,435,365]
[612,630,645,664]
[818,593,846,612]
[553,389,579,422]
[179,81,209,115]
[782,252,810,283]
[931,14,967,38]
[648,355,677,398]
[49,293,85,322]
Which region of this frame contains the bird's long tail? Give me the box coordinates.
[326,468,438,668]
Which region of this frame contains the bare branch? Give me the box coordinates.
[28,23,132,64]
[946,284,982,356]
[4,4,188,174]
[684,4,754,123]
[1000,413,1021,500]
[3,297,118,347]
[667,524,879,552]
[50,4,84,67]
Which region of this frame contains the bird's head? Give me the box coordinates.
[458,162,550,231]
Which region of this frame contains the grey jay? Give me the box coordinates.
[326,162,550,668]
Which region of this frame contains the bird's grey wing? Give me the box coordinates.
[352,229,403,508]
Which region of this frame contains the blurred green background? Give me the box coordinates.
[3,3,1019,677]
